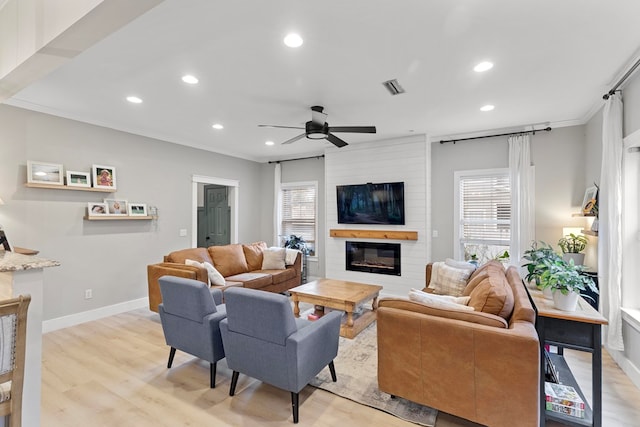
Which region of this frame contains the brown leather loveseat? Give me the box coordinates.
[377,261,540,427]
[147,241,301,312]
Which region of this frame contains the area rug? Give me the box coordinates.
[309,322,437,426]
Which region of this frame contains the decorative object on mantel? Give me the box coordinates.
[329,229,418,240]
[27,160,64,185]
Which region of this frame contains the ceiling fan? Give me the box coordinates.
[258,105,376,148]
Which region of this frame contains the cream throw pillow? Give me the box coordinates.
[427,261,473,296]
[185,259,226,287]
[262,247,286,270]
[408,288,474,311]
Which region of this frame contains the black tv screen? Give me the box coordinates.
[336,182,405,225]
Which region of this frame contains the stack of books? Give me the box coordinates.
[545,382,585,418]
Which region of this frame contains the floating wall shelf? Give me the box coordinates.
[329,229,418,240]
[25,183,114,193]
[84,215,155,221]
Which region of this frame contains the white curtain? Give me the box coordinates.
[273,163,282,246]
[600,94,624,351]
[509,133,535,265]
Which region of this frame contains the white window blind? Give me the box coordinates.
[459,171,511,245]
[281,183,316,251]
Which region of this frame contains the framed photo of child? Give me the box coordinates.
[92,165,117,190]
[104,199,128,216]
[87,202,108,216]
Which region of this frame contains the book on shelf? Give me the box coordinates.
[545,401,585,418]
[545,382,585,409]
[544,350,560,383]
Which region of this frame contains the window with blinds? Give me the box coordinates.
[281,183,317,255]
[455,169,511,261]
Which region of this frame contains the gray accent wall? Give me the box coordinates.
[0,104,263,321]
[431,126,589,266]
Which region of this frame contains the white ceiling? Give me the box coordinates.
[7,0,640,162]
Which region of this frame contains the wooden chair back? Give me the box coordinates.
[0,295,31,427]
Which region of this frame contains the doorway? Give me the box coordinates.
[192,175,239,247]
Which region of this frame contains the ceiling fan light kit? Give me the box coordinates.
[260,105,376,148]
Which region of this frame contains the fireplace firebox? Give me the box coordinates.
[345,241,401,276]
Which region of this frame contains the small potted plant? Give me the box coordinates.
[283,234,308,254]
[522,241,561,298]
[538,257,598,311]
[558,233,588,266]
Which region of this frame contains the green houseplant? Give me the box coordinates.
[522,241,561,289]
[538,256,598,311]
[283,234,309,254]
[558,233,588,266]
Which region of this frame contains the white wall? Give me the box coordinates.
[324,135,430,297]
[0,104,264,322]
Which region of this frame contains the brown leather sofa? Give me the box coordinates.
[147,241,301,312]
[377,261,540,427]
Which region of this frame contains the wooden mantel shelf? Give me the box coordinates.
[329,229,418,240]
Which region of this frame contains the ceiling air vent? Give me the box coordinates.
[382,79,405,95]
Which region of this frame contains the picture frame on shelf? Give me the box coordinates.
[128,203,147,216]
[104,199,128,215]
[27,161,64,185]
[581,186,598,215]
[87,202,108,216]
[0,228,11,251]
[92,165,117,190]
[66,171,91,188]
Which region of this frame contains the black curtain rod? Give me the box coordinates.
[268,154,325,164]
[603,56,640,100]
[439,127,552,144]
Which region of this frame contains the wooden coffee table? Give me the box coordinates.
[289,278,383,339]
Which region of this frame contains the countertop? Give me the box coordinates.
[0,250,60,272]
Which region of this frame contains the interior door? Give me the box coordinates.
[204,185,230,246]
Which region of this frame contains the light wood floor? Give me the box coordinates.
[41,308,640,426]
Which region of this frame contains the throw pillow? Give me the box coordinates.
[408,289,474,311]
[427,262,473,296]
[467,271,514,319]
[285,248,299,266]
[185,259,226,287]
[262,247,286,270]
[445,258,477,272]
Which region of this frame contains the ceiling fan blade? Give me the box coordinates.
[327,133,348,148]
[311,107,327,125]
[258,124,304,130]
[281,133,307,145]
[328,126,377,133]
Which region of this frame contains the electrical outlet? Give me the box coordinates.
[85,289,93,299]
[179,229,187,237]
[432,230,439,238]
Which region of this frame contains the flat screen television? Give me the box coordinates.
[336,181,405,225]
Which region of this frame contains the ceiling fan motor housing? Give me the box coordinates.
[306,120,329,139]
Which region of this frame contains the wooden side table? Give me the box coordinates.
[530,288,608,427]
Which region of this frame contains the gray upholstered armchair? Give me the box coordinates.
[220,287,341,423]
[158,276,226,388]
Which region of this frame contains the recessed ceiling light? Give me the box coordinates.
[212,123,224,130]
[182,75,199,84]
[284,33,303,48]
[126,96,143,104]
[265,141,275,146]
[480,104,495,112]
[474,61,494,72]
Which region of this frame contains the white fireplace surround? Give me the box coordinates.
[324,135,431,297]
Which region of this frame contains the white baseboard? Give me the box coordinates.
[608,346,640,391]
[42,297,149,333]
